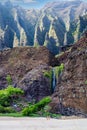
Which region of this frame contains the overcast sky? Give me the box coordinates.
[0,0,86,9]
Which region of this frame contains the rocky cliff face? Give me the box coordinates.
[51,36,87,116]
[0,1,87,54]
[0,35,87,115]
[35,1,87,54]
[0,2,40,49]
[0,46,58,101]
[18,65,52,102]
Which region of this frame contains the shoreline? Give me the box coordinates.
[0,116,86,120]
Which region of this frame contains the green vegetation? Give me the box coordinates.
[54,63,64,79]
[85,80,87,84]
[0,74,61,118]
[0,85,24,107]
[0,113,23,117]
[0,86,24,113]
[44,64,64,80]
[0,112,61,118]
[22,97,51,116]
[0,75,24,114]
[49,113,61,118]
[22,96,61,118]
[43,69,53,88]
[55,52,64,58]
[43,64,64,92]
[6,75,12,85]
[0,92,61,118]
[44,70,52,80]
[43,70,52,81]
[0,105,15,113]
[34,43,40,48]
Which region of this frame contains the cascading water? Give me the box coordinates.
[52,67,56,93]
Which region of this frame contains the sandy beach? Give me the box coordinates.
[0,117,87,130]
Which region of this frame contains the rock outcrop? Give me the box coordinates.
[0,46,58,101]
[51,36,87,116]
[18,65,52,102]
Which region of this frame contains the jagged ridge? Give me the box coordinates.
[0,1,87,54]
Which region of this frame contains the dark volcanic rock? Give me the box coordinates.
[18,65,52,102]
[0,46,58,102]
[52,36,87,116]
[0,46,58,89]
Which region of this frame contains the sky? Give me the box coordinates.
[0,0,87,9]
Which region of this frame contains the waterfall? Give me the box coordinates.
[52,68,56,93]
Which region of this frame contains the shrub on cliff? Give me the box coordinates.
[0,105,15,113]
[0,86,24,107]
[6,75,12,85]
[55,63,64,78]
[22,97,51,116]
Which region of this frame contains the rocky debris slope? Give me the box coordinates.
[51,36,87,116]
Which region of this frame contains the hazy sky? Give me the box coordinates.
[0,0,87,9]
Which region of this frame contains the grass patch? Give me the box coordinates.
[0,113,23,117]
[0,112,61,119]
[29,113,61,119]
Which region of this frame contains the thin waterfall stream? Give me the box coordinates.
[52,67,56,93]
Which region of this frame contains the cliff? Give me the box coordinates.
[0,1,87,54]
[51,35,87,116]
